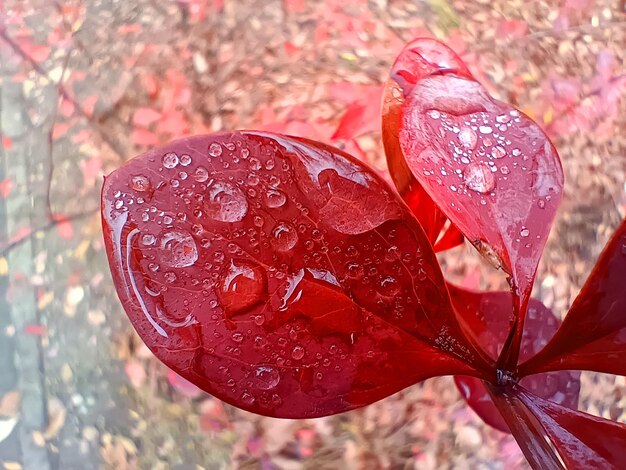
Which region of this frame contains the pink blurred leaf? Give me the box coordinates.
[133,107,162,127]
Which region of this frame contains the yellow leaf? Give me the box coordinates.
[543,108,554,125]
[38,291,54,310]
[61,364,73,384]
[3,462,22,470]
[32,431,45,447]
[0,257,7,276]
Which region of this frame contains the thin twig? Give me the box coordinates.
[0,26,127,161]
[0,210,98,257]
[45,44,74,220]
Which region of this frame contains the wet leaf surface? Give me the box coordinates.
[382,38,473,247]
[101,131,491,418]
[450,285,580,433]
[398,66,564,367]
[520,218,626,376]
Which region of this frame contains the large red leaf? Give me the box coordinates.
[382,38,472,248]
[450,285,580,433]
[492,385,626,469]
[398,69,564,369]
[520,218,626,377]
[101,131,492,418]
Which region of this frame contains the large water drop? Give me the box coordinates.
[206,180,248,222]
[158,230,198,268]
[464,162,495,193]
[217,259,267,317]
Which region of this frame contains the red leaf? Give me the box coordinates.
[492,385,626,469]
[2,136,12,150]
[101,131,492,418]
[450,285,580,433]
[520,218,626,376]
[131,128,159,146]
[398,57,564,368]
[0,179,13,199]
[133,107,161,127]
[382,38,473,246]
[24,324,47,336]
[331,96,381,141]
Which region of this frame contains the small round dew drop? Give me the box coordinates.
[158,230,198,268]
[464,162,496,194]
[130,175,151,192]
[291,345,305,360]
[180,154,192,166]
[458,127,477,150]
[162,152,179,169]
[491,146,506,159]
[263,188,287,208]
[520,227,530,238]
[193,166,209,183]
[270,222,298,251]
[208,142,223,157]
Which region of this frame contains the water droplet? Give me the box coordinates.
[162,152,179,168]
[193,166,209,183]
[164,271,177,283]
[500,166,510,175]
[270,222,298,251]
[254,366,280,390]
[130,175,151,192]
[378,276,400,297]
[241,148,250,159]
[264,188,287,208]
[180,154,192,166]
[291,345,305,360]
[512,148,521,157]
[206,180,248,222]
[217,259,267,317]
[249,158,261,171]
[537,199,546,209]
[232,332,244,343]
[208,142,223,157]
[114,200,124,209]
[464,162,496,193]
[496,114,510,124]
[458,127,477,149]
[491,146,506,159]
[163,215,174,225]
[427,110,441,119]
[142,233,156,246]
[479,125,493,134]
[247,173,259,186]
[240,391,255,405]
[520,227,530,237]
[225,142,236,151]
[158,230,198,268]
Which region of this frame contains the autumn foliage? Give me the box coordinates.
[102,39,626,469]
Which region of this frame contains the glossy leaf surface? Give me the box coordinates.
[520,218,626,376]
[515,386,626,469]
[101,131,491,418]
[398,70,564,368]
[382,38,472,248]
[450,285,580,433]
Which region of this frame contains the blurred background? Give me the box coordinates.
[0,0,624,468]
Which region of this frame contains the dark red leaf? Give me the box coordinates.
[513,385,626,469]
[101,131,492,418]
[382,38,473,246]
[398,61,564,368]
[520,218,626,376]
[450,285,580,433]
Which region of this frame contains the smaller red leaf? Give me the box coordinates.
[133,107,161,127]
[451,285,580,433]
[382,38,473,246]
[520,218,626,377]
[516,385,626,469]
